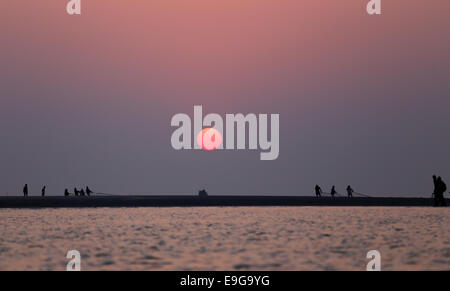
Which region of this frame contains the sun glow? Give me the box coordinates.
[197,128,222,151]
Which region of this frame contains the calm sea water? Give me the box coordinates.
[0,207,449,270]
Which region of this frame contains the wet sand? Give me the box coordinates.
[0,207,448,270]
[0,196,445,208]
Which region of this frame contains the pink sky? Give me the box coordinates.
[0,1,449,196]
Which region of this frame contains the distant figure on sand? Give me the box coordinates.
[433,175,447,207]
[64,189,70,197]
[80,189,86,196]
[74,188,79,196]
[86,187,93,197]
[198,189,208,197]
[432,175,438,199]
[346,185,354,198]
[23,184,28,197]
[41,186,46,197]
[315,185,322,197]
[331,186,337,197]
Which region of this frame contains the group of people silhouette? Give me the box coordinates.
[314,185,355,198]
[313,176,447,207]
[22,184,94,197]
[66,187,93,197]
[20,176,448,207]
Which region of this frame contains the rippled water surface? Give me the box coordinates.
[0,207,449,270]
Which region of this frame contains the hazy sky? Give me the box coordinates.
[1,1,449,196]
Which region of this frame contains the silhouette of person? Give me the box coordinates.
[331,186,337,197]
[64,189,70,197]
[74,188,79,196]
[435,176,447,207]
[198,189,208,197]
[23,184,28,197]
[432,175,438,205]
[80,189,86,196]
[86,187,93,197]
[315,185,322,197]
[346,185,354,198]
[41,186,46,197]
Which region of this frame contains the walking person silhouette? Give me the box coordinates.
[23,184,28,197]
[315,185,322,197]
[331,186,337,198]
[41,186,46,197]
[346,185,354,198]
[86,186,93,197]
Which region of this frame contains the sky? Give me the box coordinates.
[1,0,449,197]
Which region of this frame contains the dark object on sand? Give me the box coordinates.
[198,189,208,197]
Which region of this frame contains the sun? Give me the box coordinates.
[197,128,223,151]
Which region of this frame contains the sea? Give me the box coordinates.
[0,207,448,270]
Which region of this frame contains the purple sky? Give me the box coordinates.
[0,1,449,196]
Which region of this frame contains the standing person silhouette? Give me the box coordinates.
[432,175,438,206]
[41,186,46,197]
[346,185,354,198]
[86,186,93,197]
[79,188,86,196]
[435,176,447,207]
[64,189,70,197]
[23,184,28,197]
[331,186,337,198]
[314,185,322,197]
[74,187,79,196]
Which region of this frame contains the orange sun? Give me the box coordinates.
[197,128,223,150]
